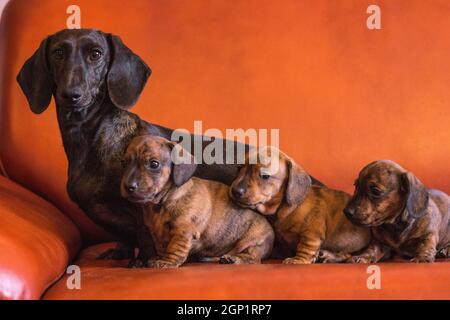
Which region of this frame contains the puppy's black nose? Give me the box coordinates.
[126,182,139,193]
[232,187,245,199]
[62,90,82,103]
[344,206,355,217]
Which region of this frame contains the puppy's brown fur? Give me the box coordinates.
[230,147,371,264]
[120,135,274,268]
[344,160,450,263]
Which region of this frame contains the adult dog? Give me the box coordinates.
[17,29,321,266]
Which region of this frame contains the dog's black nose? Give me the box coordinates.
[126,182,139,193]
[344,206,355,217]
[232,187,245,199]
[62,90,83,103]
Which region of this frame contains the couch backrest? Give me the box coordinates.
[1,0,449,243]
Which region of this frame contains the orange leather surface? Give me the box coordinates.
[1,0,450,242]
[0,175,81,299]
[43,242,450,300]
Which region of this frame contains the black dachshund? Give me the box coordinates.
[17,29,322,266]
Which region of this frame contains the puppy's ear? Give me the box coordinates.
[169,142,197,187]
[401,172,429,219]
[17,37,54,114]
[107,34,151,110]
[285,157,311,207]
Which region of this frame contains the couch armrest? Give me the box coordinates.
[0,176,81,299]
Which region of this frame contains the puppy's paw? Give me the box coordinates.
[219,255,247,264]
[317,250,346,263]
[96,248,133,260]
[410,256,435,263]
[436,247,449,258]
[283,257,312,264]
[349,255,374,264]
[148,259,180,269]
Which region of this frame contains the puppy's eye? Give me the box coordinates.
[369,186,383,198]
[89,49,102,61]
[260,173,270,180]
[52,48,64,60]
[147,160,160,170]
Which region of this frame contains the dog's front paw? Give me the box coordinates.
[219,255,243,264]
[411,256,435,263]
[436,247,449,258]
[317,250,344,263]
[283,257,312,264]
[148,259,180,269]
[349,255,374,264]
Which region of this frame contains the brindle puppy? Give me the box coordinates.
[230,147,371,264]
[344,160,450,263]
[120,135,274,268]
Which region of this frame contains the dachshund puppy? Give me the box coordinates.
[230,147,371,264]
[120,135,274,268]
[344,160,450,263]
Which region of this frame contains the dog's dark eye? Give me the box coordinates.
[369,186,383,198]
[89,49,102,61]
[52,48,64,60]
[260,173,270,180]
[147,160,160,170]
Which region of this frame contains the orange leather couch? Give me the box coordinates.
[0,0,449,299]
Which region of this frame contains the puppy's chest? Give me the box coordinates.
[373,225,422,256]
[144,208,174,254]
[273,218,301,251]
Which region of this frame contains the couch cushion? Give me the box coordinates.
[1,0,450,243]
[0,176,81,299]
[43,242,450,299]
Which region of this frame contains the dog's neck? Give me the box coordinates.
[164,180,194,204]
[56,89,112,160]
[56,91,139,170]
[256,193,296,224]
[151,179,195,210]
[275,200,300,221]
[266,186,318,226]
[262,201,297,227]
[256,197,282,216]
[382,207,414,234]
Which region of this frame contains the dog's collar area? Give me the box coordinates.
[151,203,162,213]
[266,214,277,225]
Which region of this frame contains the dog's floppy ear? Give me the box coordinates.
[401,172,429,219]
[285,156,311,208]
[107,34,151,110]
[168,142,197,187]
[16,37,54,114]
